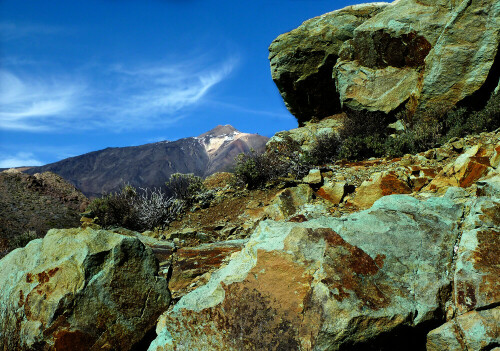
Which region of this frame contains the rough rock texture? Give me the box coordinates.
[427,142,499,191]
[351,170,412,209]
[149,189,472,350]
[168,240,247,299]
[427,308,500,351]
[317,180,348,204]
[271,0,500,122]
[0,228,170,351]
[266,115,344,153]
[269,4,388,124]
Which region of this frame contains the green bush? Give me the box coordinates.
[86,184,140,230]
[442,91,500,140]
[306,132,342,165]
[233,151,271,189]
[165,173,205,203]
[234,144,311,189]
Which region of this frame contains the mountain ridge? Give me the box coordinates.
[24,125,268,197]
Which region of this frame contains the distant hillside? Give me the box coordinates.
[0,170,89,257]
[25,125,268,197]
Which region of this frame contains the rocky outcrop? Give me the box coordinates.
[148,131,500,350]
[270,0,500,123]
[149,187,489,350]
[350,170,412,209]
[269,4,388,125]
[0,228,170,351]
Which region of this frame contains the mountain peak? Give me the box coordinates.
[198,125,239,138]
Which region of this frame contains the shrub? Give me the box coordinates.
[87,184,139,230]
[134,188,184,230]
[234,144,311,189]
[87,184,185,231]
[334,109,392,161]
[442,91,500,140]
[165,173,205,204]
[339,109,391,140]
[233,151,270,189]
[306,132,342,165]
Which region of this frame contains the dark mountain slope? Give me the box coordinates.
[26,125,268,197]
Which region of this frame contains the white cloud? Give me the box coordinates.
[92,57,237,129]
[0,70,84,131]
[0,152,44,168]
[0,57,237,132]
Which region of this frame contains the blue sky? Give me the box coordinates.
[0,0,359,168]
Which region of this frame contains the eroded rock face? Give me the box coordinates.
[0,228,170,351]
[426,308,500,351]
[149,190,468,350]
[269,4,388,125]
[271,0,500,123]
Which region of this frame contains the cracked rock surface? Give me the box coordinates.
[0,228,170,351]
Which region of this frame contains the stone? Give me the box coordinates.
[265,184,314,220]
[149,191,466,350]
[266,116,344,154]
[426,308,500,351]
[317,180,348,204]
[454,197,500,315]
[477,173,500,197]
[271,0,500,123]
[352,171,412,209]
[269,3,388,124]
[0,228,170,351]
[427,145,494,191]
[451,140,465,152]
[388,120,406,133]
[490,142,500,168]
[302,168,322,184]
[168,240,246,299]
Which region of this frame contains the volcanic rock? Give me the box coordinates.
[0,228,170,351]
[269,3,388,125]
[270,0,500,123]
[149,190,471,350]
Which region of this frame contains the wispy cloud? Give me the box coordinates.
[91,57,237,129]
[0,22,62,41]
[0,70,84,131]
[0,57,237,132]
[0,152,43,168]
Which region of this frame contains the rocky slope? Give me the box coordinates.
[1,1,499,350]
[147,130,500,351]
[270,0,499,124]
[2,128,497,350]
[25,125,268,198]
[0,169,89,258]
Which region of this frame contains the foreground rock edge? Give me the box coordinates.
[0,228,170,351]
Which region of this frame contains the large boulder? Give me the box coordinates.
[0,228,170,351]
[149,190,469,350]
[269,3,388,125]
[270,0,500,123]
[426,195,500,350]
